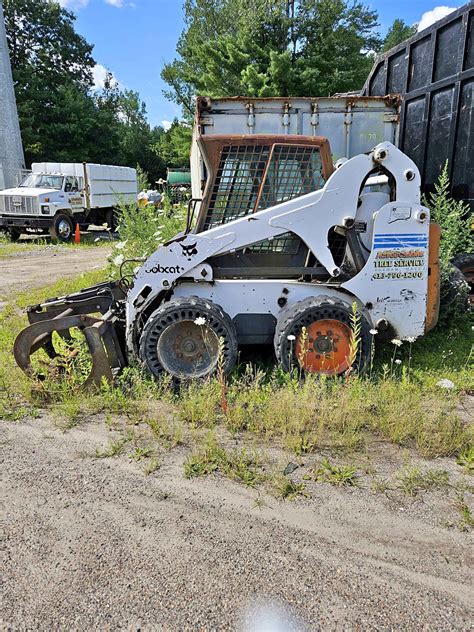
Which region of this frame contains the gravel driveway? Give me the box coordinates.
[0,243,111,299]
[2,416,473,630]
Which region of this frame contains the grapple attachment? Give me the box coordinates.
[13,282,127,387]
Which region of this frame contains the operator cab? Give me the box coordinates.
[191,134,385,282]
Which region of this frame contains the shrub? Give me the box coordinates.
[424,163,472,321]
[424,162,472,264]
[108,198,187,279]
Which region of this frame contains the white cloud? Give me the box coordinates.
[57,0,130,8]
[417,6,458,32]
[92,63,121,90]
[57,0,89,8]
[92,64,108,89]
[161,120,172,131]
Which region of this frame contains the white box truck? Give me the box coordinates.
[0,162,137,241]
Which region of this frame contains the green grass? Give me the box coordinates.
[454,494,474,531]
[0,268,108,420]
[176,365,472,458]
[457,446,474,474]
[395,465,450,497]
[272,475,308,500]
[184,435,262,486]
[95,438,126,458]
[313,458,359,487]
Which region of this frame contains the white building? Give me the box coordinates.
[0,0,25,189]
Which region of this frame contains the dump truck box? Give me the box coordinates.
[363,2,473,206]
[190,95,400,198]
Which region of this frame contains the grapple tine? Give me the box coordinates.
[13,313,121,387]
[27,308,74,356]
[83,321,114,387]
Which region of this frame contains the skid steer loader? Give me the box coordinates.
[13,137,440,384]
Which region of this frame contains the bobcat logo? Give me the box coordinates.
[180,242,198,260]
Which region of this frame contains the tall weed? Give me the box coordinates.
[108,198,187,278]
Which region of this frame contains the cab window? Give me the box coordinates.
[65,176,79,193]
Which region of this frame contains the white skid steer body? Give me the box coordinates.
[127,142,432,356]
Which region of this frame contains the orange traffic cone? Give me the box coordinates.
[74,222,81,244]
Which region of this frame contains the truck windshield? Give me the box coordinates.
[20,174,64,190]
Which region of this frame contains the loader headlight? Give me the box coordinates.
[41,205,50,215]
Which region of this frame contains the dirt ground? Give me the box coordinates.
[0,242,111,299]
[1,244,473,630]
[1,416,473,630]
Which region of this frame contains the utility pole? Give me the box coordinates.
[0,0,25,189]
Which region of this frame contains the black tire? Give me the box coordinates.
[440,263,470,319]
[49,213,74,242]
[8,227,22,241]
[106,208,117,232]
[274,295,372,375]
[451,253,474,306]
[139,296,238,380]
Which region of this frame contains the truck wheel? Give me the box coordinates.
[106,208,117,232]
[139,296,238,380]
[8,228,22,242]
[49,213,74,242]
[274,295,372,375]
[451,253,474,307]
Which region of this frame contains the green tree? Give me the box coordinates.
[116,89,166,181]
[4,2,167,180]
[153,120,193,169]
[4,0,95,164]
[162,0,381,110]
[425,163,472,263]
[382,18,416,52]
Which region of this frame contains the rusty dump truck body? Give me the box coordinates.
[190,95,401,201]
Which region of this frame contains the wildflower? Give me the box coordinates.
[406,336,416,343]
[394,359,402,365]
[115,240,127,250]
[369,329,378,335]
[287,334,296,341]
[391,339,402,347]
[112,254,124,266]
[436,378,455,390]
[194,316,206,326]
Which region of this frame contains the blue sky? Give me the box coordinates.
[61,0,462,128]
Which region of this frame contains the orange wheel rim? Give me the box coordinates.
[294,319,352,375]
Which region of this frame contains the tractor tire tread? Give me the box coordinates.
[451,252,474,272]
[139,296,238,380]
[274,294,372,374]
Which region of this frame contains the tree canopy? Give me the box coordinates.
[162,0,382,113]
[3,0,169,182]
[4,0,418,178]
[382,19,417,52]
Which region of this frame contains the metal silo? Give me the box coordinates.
[0,0,25,189]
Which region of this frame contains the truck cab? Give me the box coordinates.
[0,171,81,241]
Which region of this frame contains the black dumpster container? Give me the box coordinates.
[363,2,473,207]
